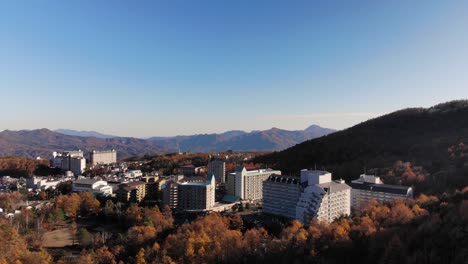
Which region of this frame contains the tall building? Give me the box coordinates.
[207,158,226,184]
[161,181,179,209]
[53,151,86,175]
[263,175,302,219]
[226,167,281,201]
[263,170,351,224]
[162,175,216,211]
[141,176,167,201]
[90,150,117,166]
[348,174,414,211]
[178,175,216,211]
[116,181,147,203]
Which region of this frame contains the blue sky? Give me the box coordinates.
[1,1,467,137]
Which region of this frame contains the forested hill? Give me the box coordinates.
[254,100,468,193]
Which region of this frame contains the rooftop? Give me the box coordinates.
[348,182,411,195]
[317,181,351,193]
[74,178,103,185]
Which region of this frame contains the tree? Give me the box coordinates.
[77,250,95,264]
[96,246,116,264]
[380,235,406,264]
[79,228,93,248]
[70,221,77,245]
[135,248,147,264]
[79,192,101,216]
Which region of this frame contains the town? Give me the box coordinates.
[0,149,413,226]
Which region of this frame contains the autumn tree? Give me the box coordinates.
[70,221,78,245]
[96,246,117,264]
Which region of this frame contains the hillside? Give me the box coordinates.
[54,129,117,139]
[254,100,468,193]
[0,129,168,159]
[147,125,335,152]
[0,125,335,160]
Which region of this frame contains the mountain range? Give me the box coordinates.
[254,100,468,193]
[0,125,335,159]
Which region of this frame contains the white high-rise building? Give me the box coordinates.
[90,150,117,166]
[226,167,281,201]
[349,174,413,211]
[263,170,351,224]
[296,170,351,223]
[53,150,86,175]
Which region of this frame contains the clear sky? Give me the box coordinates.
[1,1,467,137]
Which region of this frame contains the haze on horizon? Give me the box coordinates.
[1,1,467,137]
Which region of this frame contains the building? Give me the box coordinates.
[52,150,84,166]
[207,158,226,184]
[263,170,351,224]
[27,176,65,190]
[141,176,166,200]
[161,180,179,209]
[178,164,195,176]
[123,170,143,179]
[296,170,351,224]
[69,156,86,176]
[116,181,147,203]
[90,150,117,166]
[263,175,302,219]
[226,167,281,201]
[53,151,86,175]
[178,175,215,211]
[348,174,414,211]
[72,178,113,196]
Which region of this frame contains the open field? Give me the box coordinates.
[42,228,73,248]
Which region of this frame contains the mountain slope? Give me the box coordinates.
[54,129,116,139]
[0,129,167,159]
[0,124,335,159]
[147,125,335,152]
[254,100,468,192]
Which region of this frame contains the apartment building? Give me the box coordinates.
[53,151,86,175]
[263,175,302,219]
[161,181,179,209]
[207,158,226,184]
[178,175,216,211]
[116,181,147,203]
[226,167,281,201]
[161,175,216,211]
[263,169,351,224]
[348,174,414,211]
[90,150,117,166]
[141,176,166,200]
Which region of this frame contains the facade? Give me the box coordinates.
[116,181,147,203]
[90,150,117,166]
[263,170,351,224]
[296,170,351,224]
[349,174,414,211]
[141,176,166,200]
[178,175,215,211]
[123,170,143,179]
[207,158,226,184]
[27,177,65,190]
[69,156,86,176]
[178,165,195,176]
[53,151,86,175]
[227,167,281,201]
[72,178,113,196]
[263,175,302,219]
[161,181,179,209]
